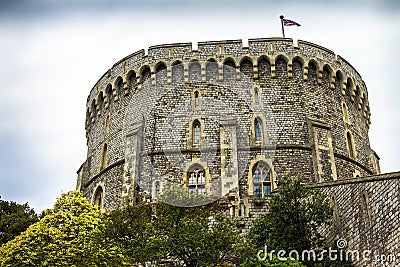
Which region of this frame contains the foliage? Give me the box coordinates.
[0,191,124,267]
[103,203,163,264]
[249,177,332,252]
[0,178,353,266]
[241,255,307,267]
[157,185,218,207]
[105,201,254,267]
[0,196,38,245]
[154,202,255,267]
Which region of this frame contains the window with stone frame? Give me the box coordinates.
[253,162,272,198]
[93,186,104,209]
[187,166,205,194]
[342,102,350,124]
[346,131,356,158]
[255,118,263,142]
[100,143,108,170]
[193,120,201,145]
[254,87,260,105]
[194,91,200,107]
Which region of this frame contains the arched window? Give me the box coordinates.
[187,166,205,194]
[342,102,349,123]
[155,182,161,197]
[206,60,218,81]
[141,66,151,84]
[258,57,271,80]
[355,85,361,109]
[223,59,236,81]
[91,100,96,121]
[254,87,260,105]
[253,162,271,198]
[308,61,318,85]
[116,77,124,96]
[346,131,356,158]
[104,115,110,135]
[322,65,332,89]
[129,71,137,92]
[156,62,167,85]
[105,84,112,108]
[189,61,201,82]
[255,118,263,141]
[240,58,253,78]
[172,62,184,83]
[93,186,103,210]
[346,78,353,97]
[97,92,104,113]
[335,71,344,95]
[193,120,201,145]
[292,58,303,79]
[194,91,199,107]
[100,143,108,170]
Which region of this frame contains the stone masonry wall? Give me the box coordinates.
[78,38,379,214]
[312,172,400,266]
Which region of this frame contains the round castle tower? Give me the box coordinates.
[77,38,380,213]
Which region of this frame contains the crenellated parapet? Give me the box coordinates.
[85,38,371,136]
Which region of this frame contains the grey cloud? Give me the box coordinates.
[1,0,399,18]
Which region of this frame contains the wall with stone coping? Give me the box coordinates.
[312,172,400,266]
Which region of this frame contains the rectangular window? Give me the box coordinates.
[254,185,262,199]
[197,187,205,195]
[189,173,196,185]
[264,185,271,196]
[198,172,205,184]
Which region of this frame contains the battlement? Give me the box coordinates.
[86,37,372,130]
[89,38,364,95]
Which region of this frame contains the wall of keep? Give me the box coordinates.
[78,37,378,211]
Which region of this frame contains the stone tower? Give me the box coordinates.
[77,38,380,214]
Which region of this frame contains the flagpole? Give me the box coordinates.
[280,15,285,38]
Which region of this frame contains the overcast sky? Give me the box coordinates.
[0,0,399,213]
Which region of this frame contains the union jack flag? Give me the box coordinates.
[283,19,301,27]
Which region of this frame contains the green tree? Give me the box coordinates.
[0,197,38,245]
[105,197,254,267]
[154,202,254,267]
[248,177,338,267]
[104,203,163,265]
[0,191,124,267]
[249,178,331,252]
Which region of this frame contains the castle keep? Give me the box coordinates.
[77,38,399,265]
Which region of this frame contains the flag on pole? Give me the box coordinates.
[283,18,301,27]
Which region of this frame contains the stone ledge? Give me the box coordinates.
[334,152,373,175]
[309,171,400,188]
[83,159,125,188]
